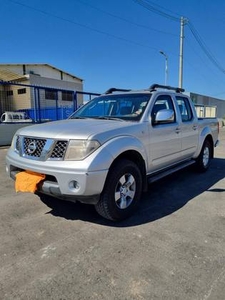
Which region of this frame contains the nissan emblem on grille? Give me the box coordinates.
[27,141,37,154]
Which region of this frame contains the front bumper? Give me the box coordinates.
[6,149,108,205]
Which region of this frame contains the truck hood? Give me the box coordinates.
[16,119,146,143]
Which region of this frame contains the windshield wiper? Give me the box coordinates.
[70,116,88,119]
[97,116,124,121]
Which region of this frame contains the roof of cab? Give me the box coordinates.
[103,84,185,95]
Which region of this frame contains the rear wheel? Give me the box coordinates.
[195,140,212,172]
[95,159,142,221]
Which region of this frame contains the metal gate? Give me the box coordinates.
[0,81,100,123]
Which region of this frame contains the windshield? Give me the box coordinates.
[70,93,151,121]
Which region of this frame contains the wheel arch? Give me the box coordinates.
[195,134,214,172]
[194,131,214,159]
[204,134,214,158]
[107,150,147,192]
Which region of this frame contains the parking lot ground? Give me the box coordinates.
[0,129,225,300]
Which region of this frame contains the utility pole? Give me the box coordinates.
[179,17,187,89]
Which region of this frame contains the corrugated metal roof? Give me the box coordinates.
[0,63,83,82]
[0,68,26,81]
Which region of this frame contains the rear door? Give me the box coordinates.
[175,96,198,159]
[147,94,182,172]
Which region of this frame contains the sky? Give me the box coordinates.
[1,0,225,100]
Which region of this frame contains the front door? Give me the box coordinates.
[147,95,182,173]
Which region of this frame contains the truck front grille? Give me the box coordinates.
[24,138,47,157]
[50,141,68,159]
[15,135,68,160]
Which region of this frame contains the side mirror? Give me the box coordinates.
[154,109,174,124]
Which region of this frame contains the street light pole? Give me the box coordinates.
[159,50,168,86]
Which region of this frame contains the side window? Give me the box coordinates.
[13,114,20,120]
[151,95,175,125]
[176,96,193,122]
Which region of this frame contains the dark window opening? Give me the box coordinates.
[7,90,13,96]
[45,89,57,100]
[62,91,73,101]
[17,88,26,94]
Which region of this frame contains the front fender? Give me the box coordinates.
[86,135,147,172]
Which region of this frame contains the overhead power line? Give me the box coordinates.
[7,0,225,77]
[6,0,159,51]
[187,21,225,74]
[132,0,180,22]
[133,0,225,75]
[74,0,178,36]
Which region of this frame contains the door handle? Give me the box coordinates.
[192,125,197,130]
[175,127,181,134]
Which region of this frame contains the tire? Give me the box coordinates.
[95,159,142,221]
[195,140,212,172]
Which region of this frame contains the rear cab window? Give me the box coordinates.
[176,96,193,122]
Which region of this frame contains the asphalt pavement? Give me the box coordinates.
[0,129,225,300]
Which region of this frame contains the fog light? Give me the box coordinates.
[69,180,80,191]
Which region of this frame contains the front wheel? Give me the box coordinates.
[195,140,212,172]
[95,159,142,221]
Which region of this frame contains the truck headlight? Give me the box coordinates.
[64,140,101,160]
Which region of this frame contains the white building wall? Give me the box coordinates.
[26,65,61,80]
[28,74,82,91]
[28,74,83,107]
[12,84,31,110]
[61,72,82,83]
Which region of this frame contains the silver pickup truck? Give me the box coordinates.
[6,84,219,221]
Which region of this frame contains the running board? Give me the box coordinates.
[147,160,195,184]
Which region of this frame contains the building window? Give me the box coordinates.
[62,91,73,101]
[6,90,13,96]
[45,89,57,100]
[17,88,26,95]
